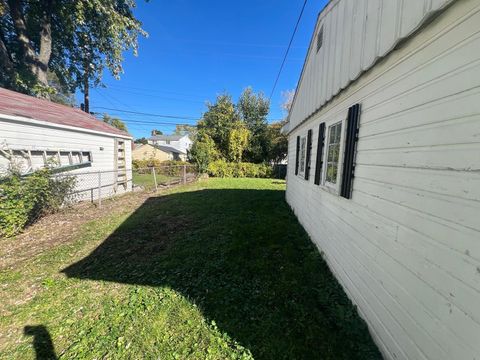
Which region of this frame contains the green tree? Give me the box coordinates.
[0,0,146,99]
[47,71,75,106]
[151,129,163,136]
[237,87,270,163]
[103,114,128,132]
[188,132,218,173]
[227,122,250,162]
[134,137,148,145]
[197,94,239,157]
[266,120,288,164]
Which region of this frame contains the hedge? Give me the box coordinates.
[207,160,273,178]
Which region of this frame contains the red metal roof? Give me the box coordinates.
[0,87,130,137]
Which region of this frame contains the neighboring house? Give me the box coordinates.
[147,134,192,154]
[133,143,187,162]
[284,1,480,360]
[0,88,133,201]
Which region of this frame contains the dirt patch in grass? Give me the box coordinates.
[0,192,150,271]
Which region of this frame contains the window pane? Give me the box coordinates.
[326,163,338,183]
[299,137,306,173]
[325,122,342,184]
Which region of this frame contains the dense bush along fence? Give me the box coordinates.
[206,160,287,179]
[0,165,199,238]
[0,168,76,237]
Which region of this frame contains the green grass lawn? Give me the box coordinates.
[0,178,381,359]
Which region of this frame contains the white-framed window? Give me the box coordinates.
[325,121,342,186]
[298,136,307,176]
[314,104,361,198]
[320,118,345,193]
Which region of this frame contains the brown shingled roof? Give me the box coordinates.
[0,87,131,137]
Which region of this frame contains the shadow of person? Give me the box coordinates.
[24,325,57,360]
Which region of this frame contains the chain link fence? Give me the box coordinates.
[132,165,198,191]
[53,164,199,208]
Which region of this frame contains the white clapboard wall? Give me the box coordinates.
[286,0,480,359]
[0,117,133,201]
[289,0,456,131]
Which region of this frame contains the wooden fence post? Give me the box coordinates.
[183,165,187,184]
[152,167,158,191]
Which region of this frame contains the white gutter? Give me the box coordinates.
[0,113,133,140]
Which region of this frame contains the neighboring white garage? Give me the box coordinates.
[284,0,480,359]
[0,88,133,201]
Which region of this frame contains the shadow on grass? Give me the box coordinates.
[24,325,57,360]
[62,187,381,359]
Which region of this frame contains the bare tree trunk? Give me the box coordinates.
[36,0,53,87]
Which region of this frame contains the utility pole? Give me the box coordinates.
[83,61,90,113]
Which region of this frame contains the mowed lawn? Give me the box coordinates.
[0,178,381,359]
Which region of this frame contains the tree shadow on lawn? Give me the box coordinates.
[62,187,381,359]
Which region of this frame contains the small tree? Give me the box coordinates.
[103,114,128,132]
[198,94,239,157]
[266,120,288,164]
[134,137,148,145]
[151,129,163,136]
[228,122,250,162]
[189,133,218,173]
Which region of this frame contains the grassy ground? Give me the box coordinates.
[0,178,381,359]
[132,172,178,189]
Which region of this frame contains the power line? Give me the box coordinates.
[94,115,197,127]
[268,0,308,102]
[92,106,199,120]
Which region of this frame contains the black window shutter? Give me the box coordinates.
[295,136,300,175]
[305,129,313,180]
[340,104,361,199]
[314,123,325,185]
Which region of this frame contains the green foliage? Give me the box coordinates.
[0,169,76,237]
[198,94,239,156]
[207,160,273,178]
[190,88,274,170]
[266,120,288,164]
[103,114,128,132]
[151,129,163,136]
[188,132,218,173]
[238,87,270,163]
[227,122,250,162]
[0,0,147,96]
[134,137,148,145]
[47,71,76,106]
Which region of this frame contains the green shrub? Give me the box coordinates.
[207,160,273,178]
[0,168,76,238]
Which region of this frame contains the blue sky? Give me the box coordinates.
[79,0,328,139]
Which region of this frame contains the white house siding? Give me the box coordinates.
[289,0,456,131]
[0,117,132,202]
[286,1,480,359]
